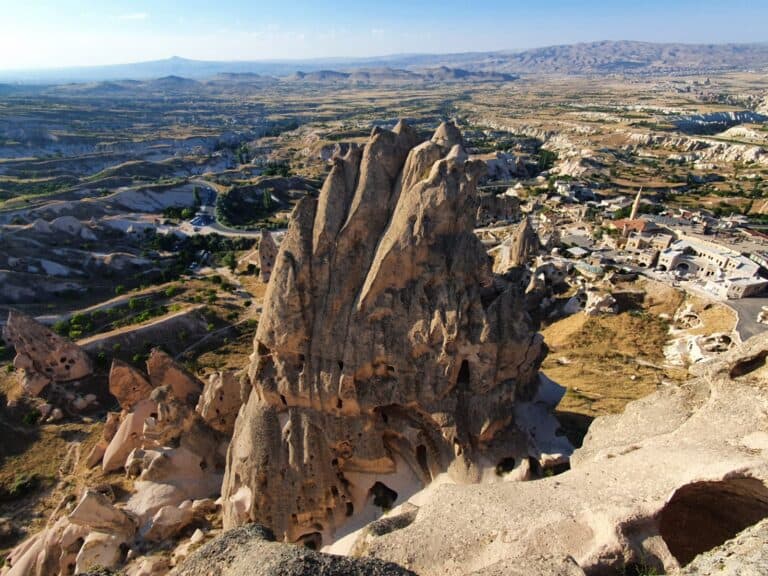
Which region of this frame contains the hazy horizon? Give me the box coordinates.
[0,0,766,72]
[5,40,768,75]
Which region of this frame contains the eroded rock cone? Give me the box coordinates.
[146,348,202,405]
[497,216,540,273]
[109,359,154,410]
[221,121,547,545]
[197,370,243,435]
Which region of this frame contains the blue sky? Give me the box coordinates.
[0,0,765,70]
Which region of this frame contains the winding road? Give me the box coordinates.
[724,297,768,342]
[186,179,281,239]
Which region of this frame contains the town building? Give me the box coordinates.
[657,235,767,298]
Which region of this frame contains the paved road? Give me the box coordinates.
[190,179,276,238]
[724,297,768,341]
[178,220,267,239]
[188,179,281,238]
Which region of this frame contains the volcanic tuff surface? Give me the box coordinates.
[351,333,768,575]
[221,121,552,545]
[172,523,417,576]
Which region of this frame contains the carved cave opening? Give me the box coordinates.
[658,478,768,566]
[369,481,398,511]
[457,359,470,389]
[297,531,323,550]
[495,457,516,476]
[527,456,542,478]
[547,461,571,476]
[729,350,768,378]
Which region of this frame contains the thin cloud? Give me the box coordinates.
[119,12,149,21]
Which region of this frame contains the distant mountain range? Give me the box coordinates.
[288,66,517,84]
[1,41,767,84]
[0,68,519,97]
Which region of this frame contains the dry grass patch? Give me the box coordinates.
[0,418,106,556]
[543,310,687,444]
[635,278,685,317]
[684,297,737,337]
[193,328,255,375]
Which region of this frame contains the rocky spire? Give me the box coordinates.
[497,217,541,273]
[629,187,643,221]
[221,122,548,546]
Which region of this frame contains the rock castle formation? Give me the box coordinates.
[221,121,556,545]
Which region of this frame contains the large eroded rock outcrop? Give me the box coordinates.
[1,351,233,576]
[221,122,555,546]
[2,311,93,395]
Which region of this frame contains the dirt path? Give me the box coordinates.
[34,287,165,326]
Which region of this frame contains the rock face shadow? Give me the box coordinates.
[0,394,40,467]
[554,410,595,449]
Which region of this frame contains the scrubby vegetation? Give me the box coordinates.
[216,184,283,228]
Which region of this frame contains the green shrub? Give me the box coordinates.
[262,162,291,177]
[8,473,39,497]
[52,320,69,335]
[538,149,558,171]
[223,251,237,272]
[22,410,41,426]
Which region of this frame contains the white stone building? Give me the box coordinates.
[657,236,767,298]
